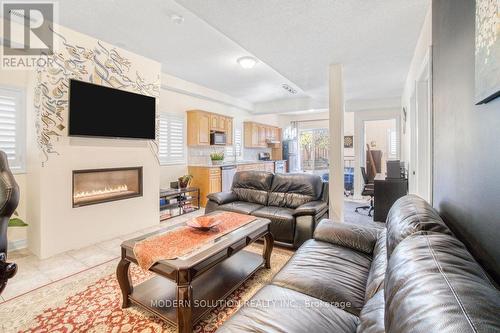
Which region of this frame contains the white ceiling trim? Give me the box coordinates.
[161,72,254,111]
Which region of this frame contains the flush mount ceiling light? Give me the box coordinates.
[169,13,185,24]
[237,56,257,69]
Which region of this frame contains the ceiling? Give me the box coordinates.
[57,0,429,113]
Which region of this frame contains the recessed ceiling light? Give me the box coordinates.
[169,13,184,24]
[237,56,257,69]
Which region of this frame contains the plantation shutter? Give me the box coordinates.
[159,113,185,165]
[0,87,25,171]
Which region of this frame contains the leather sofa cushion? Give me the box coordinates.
[216,285,359,333]
[219,201,263,215]
[232,171,273,205]
[386,194,452,257]
[252,206,295,243]
[268,173,323,208]
[385,233,500,333]
[272,239,371,316]
[357,290,385,333]
[365,229,387,301]
[313,219,381,255]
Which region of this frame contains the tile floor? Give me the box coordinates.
[2,210,204,302]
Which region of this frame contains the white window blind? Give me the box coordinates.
[388,129,398,159]
[158,113,185,165]
[0,87,25,172]
[234,127,242,157]
[225,124,242,158]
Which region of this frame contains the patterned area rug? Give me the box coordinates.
[0,244,292,333]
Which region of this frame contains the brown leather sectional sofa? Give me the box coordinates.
[205,171,328,248]
[216,194,500,333]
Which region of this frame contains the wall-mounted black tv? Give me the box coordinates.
[68,79,156,139]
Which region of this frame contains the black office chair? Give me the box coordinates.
[355,167,374,217]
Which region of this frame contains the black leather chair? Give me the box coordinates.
[355,166,374,216]
[0,151,20,295]
[206,171,329,248]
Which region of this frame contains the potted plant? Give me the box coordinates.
[8,211,27,227]
[178,174,193,189]
[210,151,224,165]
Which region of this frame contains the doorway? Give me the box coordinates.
[298,128,329,176]
[409,48,433,202]
[363,119,399,177]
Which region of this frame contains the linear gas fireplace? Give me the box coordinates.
[72,167,143,207]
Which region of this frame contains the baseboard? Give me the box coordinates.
[8,239,28,251]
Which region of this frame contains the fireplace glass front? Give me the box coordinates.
[72,167,143,207]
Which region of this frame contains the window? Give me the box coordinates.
[234,127,242,157]
[0,86,25,172]
[158,113,185,165]
[388,128,398,159]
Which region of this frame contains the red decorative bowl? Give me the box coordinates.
[186,215,221,231]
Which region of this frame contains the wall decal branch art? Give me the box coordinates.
[34,28,160,165]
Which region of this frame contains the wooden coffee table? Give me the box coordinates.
[116,214,273,333]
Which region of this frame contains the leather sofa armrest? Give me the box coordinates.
[313,219,382,254]
[207,191,238,205]
[293,201,328,217]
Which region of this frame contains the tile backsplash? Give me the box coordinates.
[188,146,271,165]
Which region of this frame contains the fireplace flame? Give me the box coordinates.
[74,184,129,199]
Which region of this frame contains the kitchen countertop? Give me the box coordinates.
[188,160,285,168]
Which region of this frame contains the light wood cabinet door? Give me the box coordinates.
[210,114,218,131]
[226,118,233,145]
[187,111,210,146]
[199,113,210,145]
[219,116,226,131]
[266,127,273,140]
[258,126,266,146]
[271,127,278,140]
[209,169,222,194]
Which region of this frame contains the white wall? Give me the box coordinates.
[401,7,432,164]
[19,24,162,258]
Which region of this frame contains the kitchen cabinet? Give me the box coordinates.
[187,110,211,146]
[187,110,233,146]
[188,166,221,207]
[244,122,282,148]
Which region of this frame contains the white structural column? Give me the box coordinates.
[329,64,345,221]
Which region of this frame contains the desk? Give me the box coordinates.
[373,175,408,222]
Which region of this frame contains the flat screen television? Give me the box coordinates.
[68,79,156,139]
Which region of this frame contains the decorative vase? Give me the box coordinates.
[211,159,223,166]
[178,178,189,189]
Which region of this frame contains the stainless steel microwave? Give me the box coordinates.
[210,131,226,145]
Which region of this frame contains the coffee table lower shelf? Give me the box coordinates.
[128,249,264,326]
